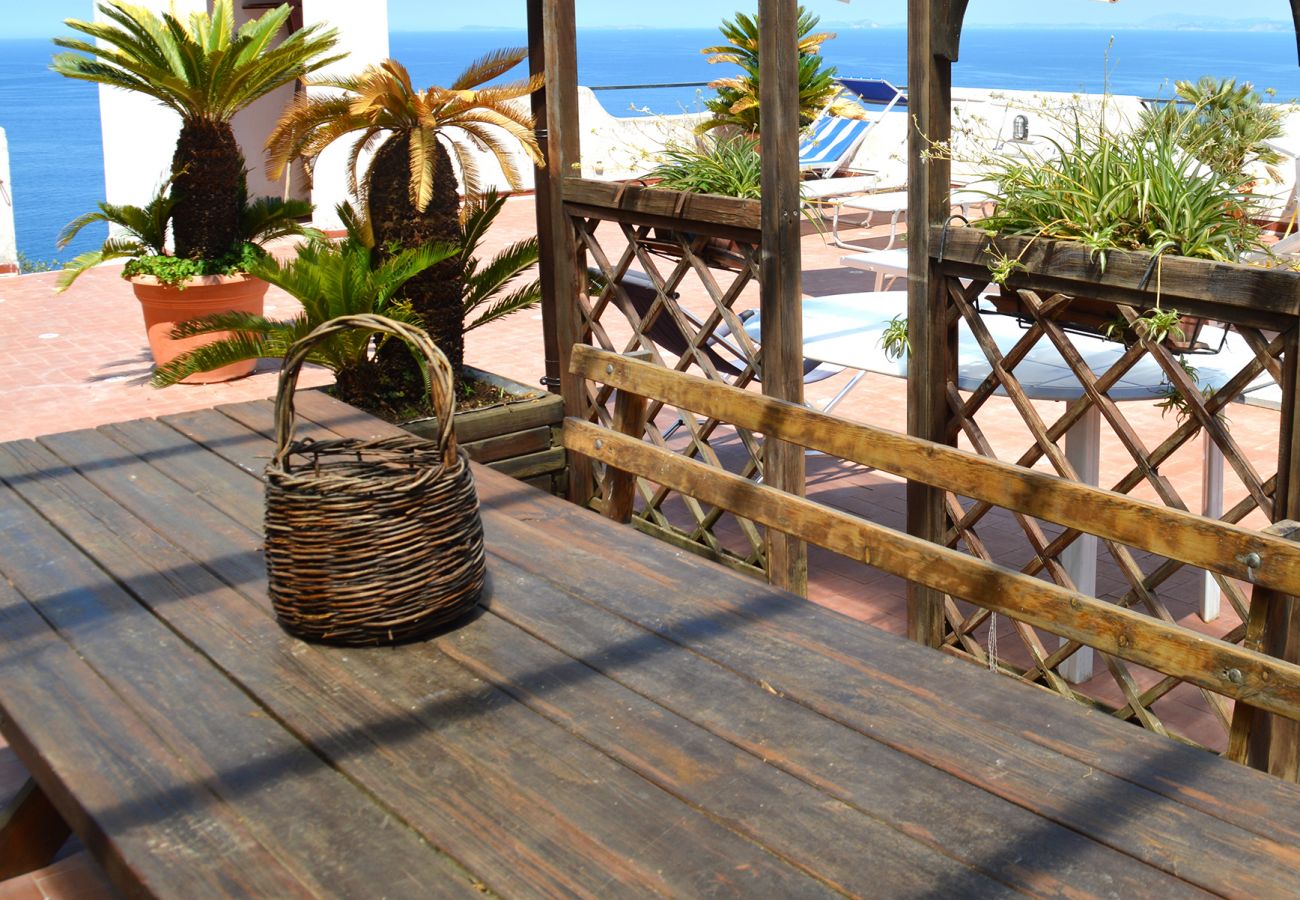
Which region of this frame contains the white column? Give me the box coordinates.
[97,1,203,212]
[1201,435,1225,621]
[1058,405,1100,683]
[300,0,391,231]
[0,128,16,272]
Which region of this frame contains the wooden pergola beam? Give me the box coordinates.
[758,0,808,595]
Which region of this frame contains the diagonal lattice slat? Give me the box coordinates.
[568,209,772,574]
[932,272,1286,753]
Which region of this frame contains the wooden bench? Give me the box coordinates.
[563,344,1300,768]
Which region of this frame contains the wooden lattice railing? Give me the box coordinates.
[562,178,773,576]
[564,345,1300,772]
[916,225,1300,760]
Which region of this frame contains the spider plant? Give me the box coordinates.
[649,134,764,199]
[978,104,1265,268]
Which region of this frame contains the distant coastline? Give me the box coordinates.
[5,24,1300,262]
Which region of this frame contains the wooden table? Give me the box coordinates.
[1,393,1299,897]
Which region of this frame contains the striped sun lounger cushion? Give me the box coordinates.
[799,116,873,172]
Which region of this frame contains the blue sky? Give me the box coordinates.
[7,0,1295,38]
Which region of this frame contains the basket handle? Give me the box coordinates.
[272,314,459,470]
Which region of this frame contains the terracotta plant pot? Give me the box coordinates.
[130,273,268,383]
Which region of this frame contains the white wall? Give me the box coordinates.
[98,0,202,212]
[99,1,390,231]
[300,0,390,231]
[231,4,301,203]
[0,128,17,273]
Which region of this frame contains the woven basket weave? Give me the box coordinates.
[264,315,485,646]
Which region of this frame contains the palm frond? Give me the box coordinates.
[240,196,314,246]
[266,48,543,218]
[53,0,340,123]
[449,47,530,91]
[465,281,541,333]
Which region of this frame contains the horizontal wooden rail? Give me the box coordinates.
[563,177,762,237]
[570,345,1300,598]
[563,418,1300,722]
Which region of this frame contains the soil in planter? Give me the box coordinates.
[328,370,539,423]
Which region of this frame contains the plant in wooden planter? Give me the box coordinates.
[942,82,1281,351]
[51,1,342,381]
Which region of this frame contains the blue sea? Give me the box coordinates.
[4,26,1300,263]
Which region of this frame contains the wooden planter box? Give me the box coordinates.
[931,226,1300,332]
[402,366,567,495]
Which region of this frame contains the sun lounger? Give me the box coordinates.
[828,183,996,255]
[836,78,908,114]
[840,248,910,291]
[798,116,875,177]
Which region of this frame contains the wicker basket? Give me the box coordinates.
[264,315,485,646]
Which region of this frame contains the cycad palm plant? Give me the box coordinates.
[265,53,543,382]
[152,209,452,407]
[155,192,542,413]
[460,190,542,334]
[54,185,174,289]
[698,6,859,135]
[53,0,341,261]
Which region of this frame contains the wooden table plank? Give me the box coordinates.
[0,580,314,899]
[469,534,1212,898]
[473,459,1300,844]
[5,392,1297,897]
[286,392,1226,896]
[437,602,1016,897]
[0,440,478,898]
[99,418,264,529]
[18,422,839,897]
[296,389,1300,883]
[473,480,1300,897]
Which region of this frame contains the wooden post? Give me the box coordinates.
[0,779,71,879]
[602,396,649,524]
[526,0,561,395]
[538,0,591,505]
[758,0,807,596]
[904,0,957,646]
[1243,328,1300,779]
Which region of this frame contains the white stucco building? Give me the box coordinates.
[97,0,389,234]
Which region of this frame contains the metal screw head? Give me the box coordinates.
[1226,668,1245,685]
[594,439,604,450]
[605,364,614,374]
[1237,552,1263,584]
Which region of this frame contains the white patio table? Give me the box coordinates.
[747,291,1270,681]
